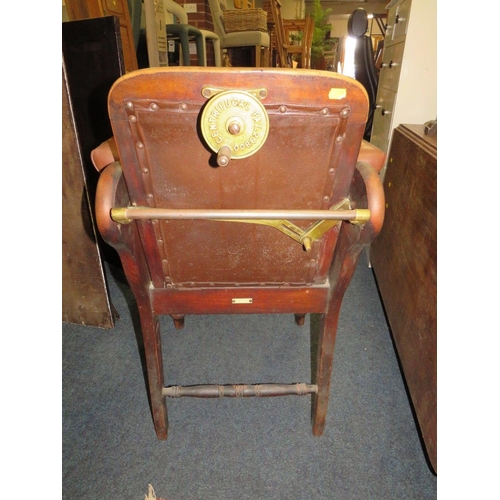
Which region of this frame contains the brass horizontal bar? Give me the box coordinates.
[162,383,318,398]
[111,207,370,224]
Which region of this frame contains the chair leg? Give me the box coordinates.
[294,314,306,326]
[213,38,222,67]
[311,301,342,436]
[255,44,261,67]
[311,224,366,436]
[179,35,191,66]
[194,34,205,65]
[262,47,270,67]
[140,308,169,439]
[171,314,185,330]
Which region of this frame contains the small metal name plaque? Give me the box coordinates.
[232,298,253,304]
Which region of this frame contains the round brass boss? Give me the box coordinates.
[201,90,269,160]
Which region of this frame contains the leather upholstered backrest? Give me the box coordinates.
[107,68,368,289]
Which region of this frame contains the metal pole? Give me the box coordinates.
[111,207,371,224]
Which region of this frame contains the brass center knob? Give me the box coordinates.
[228,120,242,135]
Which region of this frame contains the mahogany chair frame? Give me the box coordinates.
[94,67,385,440]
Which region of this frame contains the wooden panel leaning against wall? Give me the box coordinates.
[62,61,115,329]
[62,16,127,328]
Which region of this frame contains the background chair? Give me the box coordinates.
[165,0,204,65]
[347,8,379,140]
[283,16,314,68]
[268,0,287,67]
[93,67,385,440]
[142,0,218,67]
[267,0,313,69]
[164,0,221,66]
[208,0,270,67]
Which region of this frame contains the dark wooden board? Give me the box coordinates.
[370,123,437,473]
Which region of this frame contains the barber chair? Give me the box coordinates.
[93,67,385,440]
[347,8,379,140]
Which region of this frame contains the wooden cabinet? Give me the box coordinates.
[370,124,437,473]
[369,0,436,178]
[65,0,138,73]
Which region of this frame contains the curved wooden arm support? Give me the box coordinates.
[95,159,165,437]
[350,160,385,245]
[312,160,385,437]
[95,161,129,248]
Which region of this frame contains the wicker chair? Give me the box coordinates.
[207,0,270,67]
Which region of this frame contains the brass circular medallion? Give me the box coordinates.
[201,90,269,159]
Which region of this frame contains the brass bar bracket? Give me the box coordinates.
[220,199,371,251]
[201,86,268,101]
[162,383,318,398]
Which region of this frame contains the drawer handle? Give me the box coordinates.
[381,60,398,69]
[376,105,392,116]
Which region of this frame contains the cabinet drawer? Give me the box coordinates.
[385,0,411,46]
[393,0,410,39]
[378,42,404,93]
[371,87,396,149]
[384,6,398,44]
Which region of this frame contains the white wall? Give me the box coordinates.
[391,0,437,128]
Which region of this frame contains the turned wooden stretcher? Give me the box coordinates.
[93,67,385,440]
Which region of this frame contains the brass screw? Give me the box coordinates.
[228,121,241,135]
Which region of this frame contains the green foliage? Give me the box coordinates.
[310,0,332,62]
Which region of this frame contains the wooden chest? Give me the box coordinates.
[370,123,437,473]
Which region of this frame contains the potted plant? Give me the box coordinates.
[310,0,332,69]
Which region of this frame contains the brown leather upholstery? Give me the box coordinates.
[94,67,385,440]
[90,137,119,172]
[358,140,386,173]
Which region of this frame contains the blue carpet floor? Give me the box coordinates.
[62,259,437,499]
